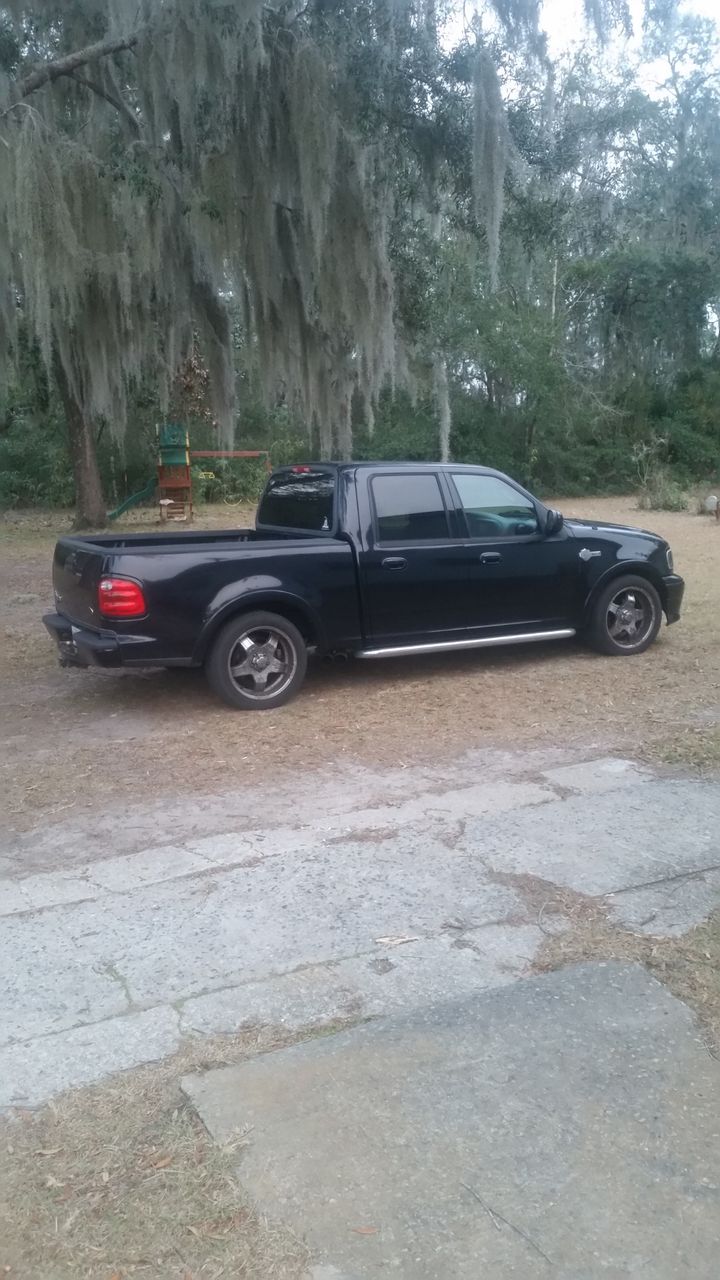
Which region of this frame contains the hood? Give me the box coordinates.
[564,516,664,544]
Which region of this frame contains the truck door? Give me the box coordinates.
[358,471,479,645]
[445,471,581,628]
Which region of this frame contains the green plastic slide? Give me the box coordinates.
[107,477,157,521]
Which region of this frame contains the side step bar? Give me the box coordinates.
[356,628,576,660]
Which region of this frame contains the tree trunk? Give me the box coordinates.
[550,256,558,325]
[336,390,353,462]
[53,351,107,529]
[525,414,537,489]
[433,355,451,463]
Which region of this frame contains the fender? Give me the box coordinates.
[582,559,668,624]
[193,583,328,662]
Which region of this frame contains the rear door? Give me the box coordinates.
[359,471,475,645]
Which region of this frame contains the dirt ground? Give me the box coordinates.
[2,496,719,834]
[0,1025,320,1280]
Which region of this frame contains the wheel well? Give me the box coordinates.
[585,566,666,621]
[197,599,320,662]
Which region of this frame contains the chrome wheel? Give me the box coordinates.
[605,586,657,650]
[227,625,297,701]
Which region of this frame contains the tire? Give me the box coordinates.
[205,611,307,710]
[585,575,662,656]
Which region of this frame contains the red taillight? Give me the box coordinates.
[98,577,147,618]
[292,465,311,473]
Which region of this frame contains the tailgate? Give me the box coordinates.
[52,538,108,629]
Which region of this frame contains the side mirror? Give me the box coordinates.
[543,508,564,536]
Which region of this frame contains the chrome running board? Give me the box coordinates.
[356,628,576,660]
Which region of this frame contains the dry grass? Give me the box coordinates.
[498,872,720,1055]
[0,1025,324,1280]
[646,724,720,772]
[541,912,720,1057]
[2,497,719,831]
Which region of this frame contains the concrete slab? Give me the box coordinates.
[179,926,542,1036]
[0,868,98,917]
[540,756,653,793]
[1,937,130,1046]
[608,866,720,936]
[465,779,720,901]
[88,843,208,892]
[3,753,720,1109]
[0,836,523,1023]
[1,1007,180,1107]
[1,747,576,878]
[184,964,720,1280]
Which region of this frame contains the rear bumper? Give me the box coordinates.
[43,613,122,668]
[663,574,684,625]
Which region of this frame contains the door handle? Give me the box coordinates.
[381,556,407,570]
[479,552,502,564]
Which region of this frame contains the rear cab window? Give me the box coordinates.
[257,469,336,533]
[371,473,449,542]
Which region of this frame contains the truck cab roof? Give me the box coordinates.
[274,461,504,476]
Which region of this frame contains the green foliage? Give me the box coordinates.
[638,469,690,511]
[191,459,269,506]
[2,2,720,508]
[0,415,75,508]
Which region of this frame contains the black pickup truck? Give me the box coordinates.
[44,462,684,709]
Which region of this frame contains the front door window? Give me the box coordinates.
[452,474,539,539]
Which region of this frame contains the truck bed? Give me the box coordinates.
[69,527,332,553]
[50,529,361,664]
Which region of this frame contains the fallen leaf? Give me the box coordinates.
[150,1154,173,1170]
[373,935,420,947]
[62,1208,81,1232]
[351,1226,379,1235]
[33,1148,61,1157]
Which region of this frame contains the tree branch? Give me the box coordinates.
[68,70,140,137]
[17,32,139,100]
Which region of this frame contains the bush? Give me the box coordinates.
[191,457,269,505]
[637,468,689,512]
[0,416,75,508]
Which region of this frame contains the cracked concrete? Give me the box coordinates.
[1,746,580,878]
[1,750,720,1108]
[185,963,720,1280]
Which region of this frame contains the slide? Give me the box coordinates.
[107,477,157,521]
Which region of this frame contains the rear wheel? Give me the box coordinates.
[205,611,307,709]
[586,575,662,656]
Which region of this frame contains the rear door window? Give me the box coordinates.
[257,470,335,532]
[371,473,450,542]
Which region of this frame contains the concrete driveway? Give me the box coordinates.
[2,747,719,1108]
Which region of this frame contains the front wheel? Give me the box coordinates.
[205,611,307,709]
[585,575,662,656]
